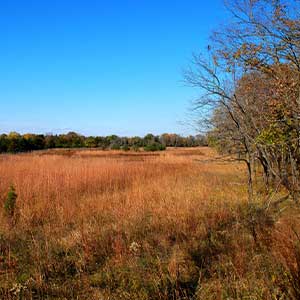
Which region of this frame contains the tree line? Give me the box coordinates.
[185,0,300,201]
[0,132,207,153]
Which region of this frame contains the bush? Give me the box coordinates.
[4,185,17,217]
[122,144,130,151]
[110,143,121,150]
[144,142,166,152]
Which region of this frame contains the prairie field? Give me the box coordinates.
[0,147,299,299]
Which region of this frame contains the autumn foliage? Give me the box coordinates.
[185,0,300,201]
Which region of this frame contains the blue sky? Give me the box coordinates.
[0,0,227,136]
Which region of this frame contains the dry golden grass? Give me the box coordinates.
[0,148,245,230]
[0,147,299,299]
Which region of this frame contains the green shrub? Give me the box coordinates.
[110,143,121,150]
[143,142,166,152]
[4,185,17,217]
[122,144,130,151]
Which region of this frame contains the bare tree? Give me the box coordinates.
[185,0,300,201]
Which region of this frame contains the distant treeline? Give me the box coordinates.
[0,132,208,153]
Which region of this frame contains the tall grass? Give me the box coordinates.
[0,148,298,299]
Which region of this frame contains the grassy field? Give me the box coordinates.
[0,147,299,299]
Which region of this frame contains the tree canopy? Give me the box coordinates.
[185,0,300,200]
[0,132,207,153]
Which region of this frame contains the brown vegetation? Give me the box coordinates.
[0,147,299,299]
[185,0,300,202]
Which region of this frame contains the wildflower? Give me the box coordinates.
[129,241,141,254]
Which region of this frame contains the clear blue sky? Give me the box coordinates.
[0,0,227,136]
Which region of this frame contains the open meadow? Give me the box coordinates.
[0,147,299,299]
